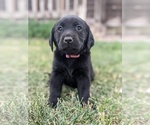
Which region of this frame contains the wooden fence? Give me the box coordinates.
[0,0,150,36]
[0,0,27,19]
[28,0,88,20]
[0,0,97,20]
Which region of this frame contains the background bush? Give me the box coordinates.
[0,20,28,38]
[28,20,56,39]
[0,20,56,38]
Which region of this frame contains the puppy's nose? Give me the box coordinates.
[64,37,73,43]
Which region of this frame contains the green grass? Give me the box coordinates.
[28,39,122,125]
[122,43,150,124]
[1,39,122,124]
[0,38,122,124]
[0,38,28,125]
[2,39,149,124]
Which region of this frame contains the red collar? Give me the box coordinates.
[66,54,80,58]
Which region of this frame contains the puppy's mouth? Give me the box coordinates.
[66,54,80,58]
[60,47,81,58]
[62,47,79,53]
[58,39,83,58]
[66,48,80,58]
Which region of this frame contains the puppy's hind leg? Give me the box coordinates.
[90,63,95,81]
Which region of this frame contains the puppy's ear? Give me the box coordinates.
[86,25,94,50]
[49,27,54,51]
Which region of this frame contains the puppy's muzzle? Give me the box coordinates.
[63,36,73,44]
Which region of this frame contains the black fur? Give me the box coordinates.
[48,15,94,107]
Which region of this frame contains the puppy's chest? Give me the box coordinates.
[66,59,77,76]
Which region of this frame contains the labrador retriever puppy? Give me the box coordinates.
[48,15,94,107]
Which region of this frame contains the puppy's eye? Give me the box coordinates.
[57,26,63,32]
[76,25,82,31]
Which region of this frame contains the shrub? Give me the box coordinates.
[28,20,56,39]
[0,19,56,38]
[0,20,28,38]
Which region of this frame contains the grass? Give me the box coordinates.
[28,39,122,125]
[122,43,150,124]
[0,38,122,125]
[0,38,28,125]
[1,38,149,124]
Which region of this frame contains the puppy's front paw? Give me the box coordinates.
[47,98,57,108]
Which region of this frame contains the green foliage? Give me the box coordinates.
[0,20,56,38]
[0,20,28,38]
[28,20,56,39]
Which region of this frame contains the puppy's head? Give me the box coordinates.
[49,15,94,56]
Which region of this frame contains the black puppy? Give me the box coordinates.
[48,15,94,107]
